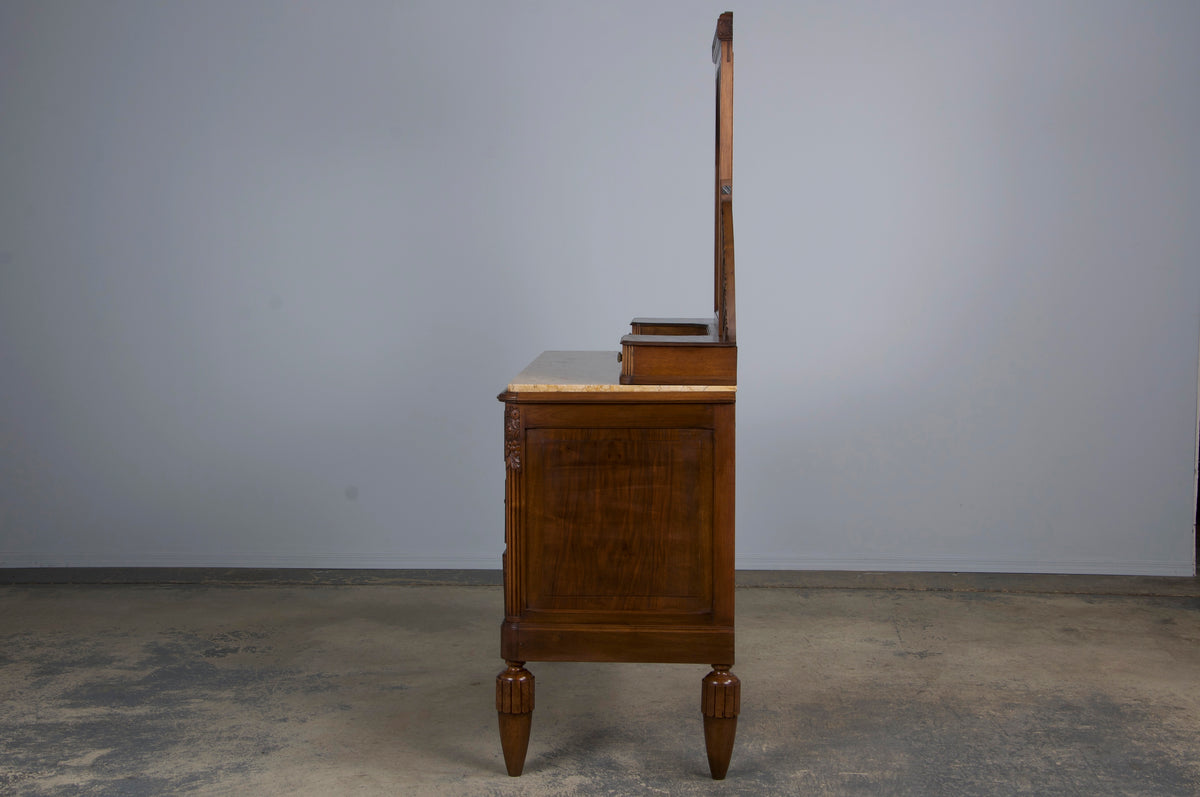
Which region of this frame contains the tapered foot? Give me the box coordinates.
[496,661,534,776]
[701,665,740,779]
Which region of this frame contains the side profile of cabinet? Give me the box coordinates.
[497,352,737,778]
[495,12,740,781]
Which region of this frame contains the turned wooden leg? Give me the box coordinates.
[701,665,740,780]
[496,661,534,776]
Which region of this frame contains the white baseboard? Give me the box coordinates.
[1,551,1193,576]
[0,552,500,569]
[735,554,1195,577]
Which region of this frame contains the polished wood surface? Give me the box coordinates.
[499,393,735,666]
[619,337,736,386]
[497,14,740,780]
[525,427,714,614]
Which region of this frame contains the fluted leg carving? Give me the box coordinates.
[701,665,740,779]
[496,661,535,776]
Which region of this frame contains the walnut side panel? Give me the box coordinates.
[501,394,735,666]
[524,427,714,614]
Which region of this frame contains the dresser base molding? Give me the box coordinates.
[501,621,733,664]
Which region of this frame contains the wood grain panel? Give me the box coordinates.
[525,427,714,614]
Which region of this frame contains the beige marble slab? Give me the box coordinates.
[507,351,737,392]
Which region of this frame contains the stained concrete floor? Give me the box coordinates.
[1,577,1198,796]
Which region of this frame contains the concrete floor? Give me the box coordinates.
[1,577,1198,796]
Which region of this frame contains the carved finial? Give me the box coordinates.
[716,12,732,42]
[712,12,733,63]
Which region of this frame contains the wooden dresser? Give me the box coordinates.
[496,13,739,780]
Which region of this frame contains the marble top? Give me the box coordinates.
[507,351,737,392]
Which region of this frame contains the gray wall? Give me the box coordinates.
[1,1,1197,574]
